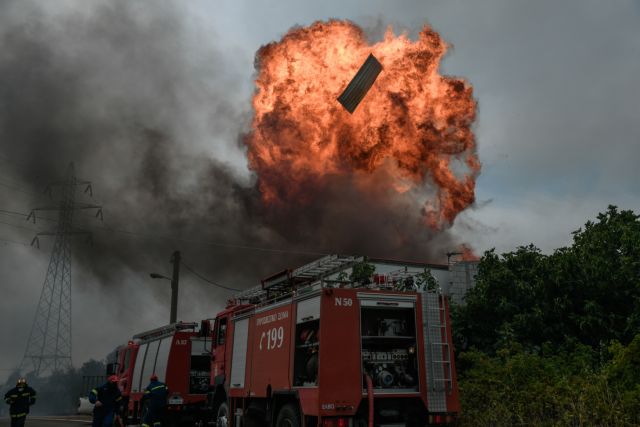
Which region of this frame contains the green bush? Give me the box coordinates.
[457,341,640,426]
[453,206,640,425]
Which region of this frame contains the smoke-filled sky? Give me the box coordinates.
[1,0,639,377]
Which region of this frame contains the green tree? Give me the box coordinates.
[453,206,640,355]
[350,258,375,285]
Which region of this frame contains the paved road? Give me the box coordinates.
[0,415,92,427]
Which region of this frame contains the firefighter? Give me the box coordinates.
[141,374,168,427]
[89,375,123,427]
[4,378,36,427]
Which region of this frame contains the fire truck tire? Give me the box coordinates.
[216,402,229,427]
[276,404,300,427]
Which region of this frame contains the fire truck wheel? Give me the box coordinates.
[216,402,229,427]
[276,404,300,427]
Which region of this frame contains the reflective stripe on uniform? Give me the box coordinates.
[21,393,30,396]
[144,390,150,394]
[116,396,122,401]
[10,394,18,398]
[90,389,98,395]
[11,413,27,418]
[153,423,161,426]
[142,423,151,427]
[150,385,166,392]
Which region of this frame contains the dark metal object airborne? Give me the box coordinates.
[337,54,383,114]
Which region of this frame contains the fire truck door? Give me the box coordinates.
[212,316,228,384]
[117,347,133,391]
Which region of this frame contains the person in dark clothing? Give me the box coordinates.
[141,374,168,427]
[89,375,123,427]
[4,378,36,427]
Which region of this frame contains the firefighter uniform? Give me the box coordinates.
[141,379,168,427]
[89,379,123,427]
[4,380,36,427]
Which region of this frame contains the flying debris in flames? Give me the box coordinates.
[338,54,383,113]
[245,20,480,229]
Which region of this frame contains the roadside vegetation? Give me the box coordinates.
[453,206,640,426]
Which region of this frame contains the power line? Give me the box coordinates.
[181,261,242,291]
[0,180,44,198]
[0,208,29,218]
[0,236,30,247]
[92,223,327,256]
[0,219,39,233]
[0,206,329,257]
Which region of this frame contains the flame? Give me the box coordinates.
[459,243,480,261]
[245,20,480,228]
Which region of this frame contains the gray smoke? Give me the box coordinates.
[0,0,463,378]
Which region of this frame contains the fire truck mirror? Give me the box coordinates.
[217,318,227,346]
[200,320,212,337]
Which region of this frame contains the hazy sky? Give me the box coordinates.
[0,0,639,377]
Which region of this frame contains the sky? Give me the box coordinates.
[0,0,639,378]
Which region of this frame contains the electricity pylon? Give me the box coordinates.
[20,163,102,377]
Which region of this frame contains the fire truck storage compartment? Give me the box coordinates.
[131,336,172,393]
[119,347,132,376]
[230,317,249,388]
[189,338,211,394]
[360,298,419,392]
[294,296,320,387]
[131,342,148,393]
[154,337,171,382]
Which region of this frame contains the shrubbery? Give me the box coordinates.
[453,206,640,425]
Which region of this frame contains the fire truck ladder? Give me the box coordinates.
[233,255,360,305]
[290,254,358,282]
[421,292,453,413]
[132,322,198,341]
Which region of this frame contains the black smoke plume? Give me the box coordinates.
[0,0,462,389]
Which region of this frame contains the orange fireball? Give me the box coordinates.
[245,20,480,228]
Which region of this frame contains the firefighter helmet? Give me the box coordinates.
[150,374,158,381]
[16,378,27,386]
[108,375,119,383]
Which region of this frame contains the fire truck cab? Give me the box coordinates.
[206,255,459,427]
[108,321,213,425]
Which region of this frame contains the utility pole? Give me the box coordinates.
[170,251,181,324]
[151,250,181,324]
[20,163,102,377]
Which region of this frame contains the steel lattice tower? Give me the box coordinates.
[20,163,101,377]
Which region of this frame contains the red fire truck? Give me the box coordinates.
[207,255,459,427]
[111,254,460,427]
[107,321,213,425]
